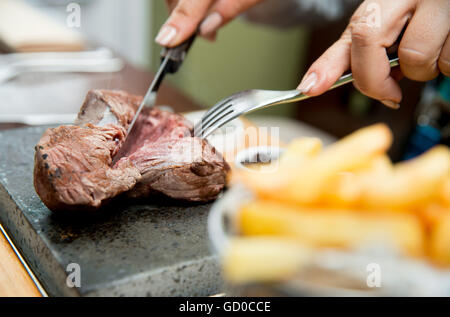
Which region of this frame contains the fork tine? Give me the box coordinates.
[200,107,234,134]
[193,98,234,136]
[198,102,234,132]
[199,110,239,139]
[196,97,231,125]
[193,90,255,137]
[194,98,232,130]
[201,97,233,122]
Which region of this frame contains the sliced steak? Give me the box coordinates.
[123,137,229,201]
[33,89,229,212]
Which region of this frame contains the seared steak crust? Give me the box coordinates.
[33,89,229,211]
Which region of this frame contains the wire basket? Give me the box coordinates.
[207,146,450,296]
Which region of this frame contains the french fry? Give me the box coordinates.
[430,212,450,266]
[279,137,322,166]
[321,155,393,207]
[232,124,450,277]
[319,172,361,207]
[222,237,312,284]
[240,124,393,205]
[239,200,425,257]
[419,204,450,228]
[360,146,450,209]
[236,137,322,190]
[284,124,392,204]
[239,137,322,174]
[441,177,450,206]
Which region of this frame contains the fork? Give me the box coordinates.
[194,57,399,138]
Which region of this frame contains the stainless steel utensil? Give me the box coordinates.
[0,47,114,63]
[0,48,123,84]
[194,57,400,139]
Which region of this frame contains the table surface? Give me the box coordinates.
[0,59,202,297]
[0,225,42,297]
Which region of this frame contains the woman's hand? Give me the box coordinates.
[155,0,263,47]
[298,0,450,109]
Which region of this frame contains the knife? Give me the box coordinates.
[126,35,196,136]
[112,35,196,164]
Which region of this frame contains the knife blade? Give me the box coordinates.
[112,34,196,164]
[126,52,171,136]
[127,34,196,135]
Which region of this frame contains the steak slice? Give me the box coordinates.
[33,89,229,212]
[123,138,230,201]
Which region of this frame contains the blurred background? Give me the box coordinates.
[0,0,448,161]
[22,0,309,116]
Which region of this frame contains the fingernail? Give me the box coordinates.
[297,72,317,93]
[155,25,177,46]
[200,12,223,36]
[381,100,400,109]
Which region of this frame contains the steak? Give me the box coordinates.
[33,89,230,212]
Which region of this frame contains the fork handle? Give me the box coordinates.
[285,57,399,103]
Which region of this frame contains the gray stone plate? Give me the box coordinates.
[0,126,220,296]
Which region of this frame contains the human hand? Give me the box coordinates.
[298,0,450,109]
[155,0,263,46]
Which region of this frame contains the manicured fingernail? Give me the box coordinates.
[381,100,400,109]
[155,25,177,46]
[200,12,223,36]
[297,72,317,93]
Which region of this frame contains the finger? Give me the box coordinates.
[438,34,450,76]
[398,0,450,81]
[350,0,413,106]
[199,0,262,36]
[156,0,214,47]
[297,29,351,96]
[165,0,179,11]
[390,67,404,82]
[202,30,217,42]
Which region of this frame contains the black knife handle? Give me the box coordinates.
[160,34,196,74]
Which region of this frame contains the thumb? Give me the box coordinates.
[156,0,214,47]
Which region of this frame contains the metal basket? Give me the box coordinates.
[207,146,450,296]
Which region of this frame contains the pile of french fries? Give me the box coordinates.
[224,124,450,284]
